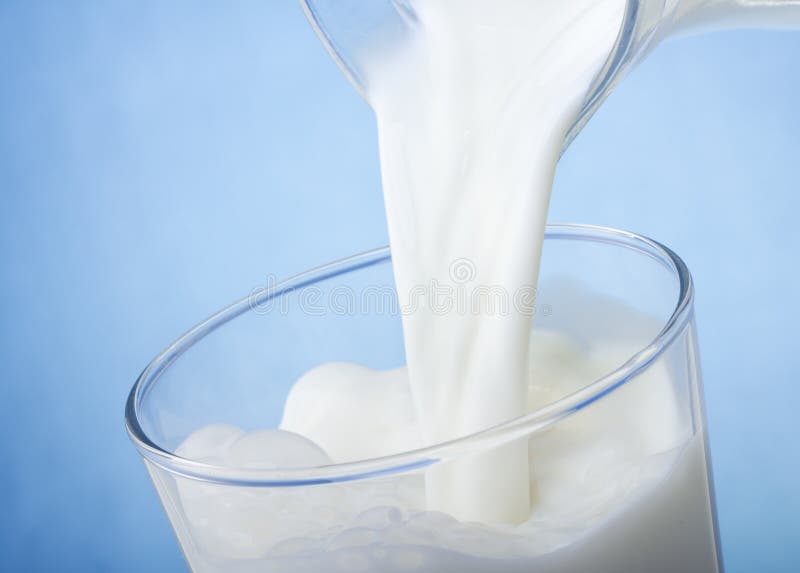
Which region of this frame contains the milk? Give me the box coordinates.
[160,0,722,569]
[168,318,718,572]
[359,0,626,523]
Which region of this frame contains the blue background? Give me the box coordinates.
[1,2,798,571]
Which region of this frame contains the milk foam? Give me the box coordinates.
[170,318,717,571]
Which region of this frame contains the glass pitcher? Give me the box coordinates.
[300,0,800,150]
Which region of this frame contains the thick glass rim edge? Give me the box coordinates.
[125,223,695,486]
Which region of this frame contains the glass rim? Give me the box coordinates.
[125,223,694,486]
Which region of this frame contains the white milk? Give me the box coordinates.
[161,1,723,570]
[169,317,718,572]
[358,0,626,523]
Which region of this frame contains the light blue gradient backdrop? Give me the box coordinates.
[0,2,797,572]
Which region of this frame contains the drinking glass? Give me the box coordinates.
[126,224,722,573]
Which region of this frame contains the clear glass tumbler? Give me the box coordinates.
[126,224,722,573]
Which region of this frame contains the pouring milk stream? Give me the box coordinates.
[356,0,625,524]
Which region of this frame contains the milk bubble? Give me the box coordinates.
[352,506,405,530]
[175,423,244,463]
[281,363,421,463]
[226,429,331,469]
